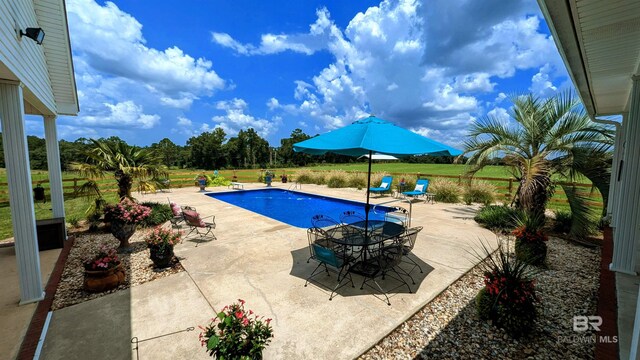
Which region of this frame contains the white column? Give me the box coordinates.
[44,115,66,220]
[0,81,44,304]
[605,115,624,219]
[610,76,640,275]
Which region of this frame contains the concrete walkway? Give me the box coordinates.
[40,183,496,359]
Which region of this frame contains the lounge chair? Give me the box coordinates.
[369,176,393,196]
[402,179,430,202]
[168,199,184,228]
[181,206,216,245]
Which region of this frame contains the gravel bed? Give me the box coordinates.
[52,228,183,310]
[360,237,601,360]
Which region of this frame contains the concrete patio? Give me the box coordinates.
[38,183,496,359]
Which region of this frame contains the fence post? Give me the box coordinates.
[508,178,513,195]
[458,175,462,184]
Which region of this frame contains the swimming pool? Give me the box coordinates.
[206,188,393,228]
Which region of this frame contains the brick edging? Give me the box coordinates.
[17,236,75,360]
[595,226,619,360]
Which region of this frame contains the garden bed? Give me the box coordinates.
[360,237,600,359]
[51,228,183,310]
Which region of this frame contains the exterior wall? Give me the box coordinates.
[0,0,55,114]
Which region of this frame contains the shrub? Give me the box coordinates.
[67,216,80,228]
[140,202,173,227]
[294,169,315,184]
[327,171,349,188]
[474,238,540,337]
[513,212,548,266]
[552,210,572,234]
[430,179,461,203]
[463,181,496,205]
[209,175,231,187]
[311,172,326,185]
[474,205,519,231]
[347,172,367,189]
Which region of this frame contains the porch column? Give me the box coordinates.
[0,81,44,304]
[605,114,624,220]
[44,115,66,219]
[610,76,640,275]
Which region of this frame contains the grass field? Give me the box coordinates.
[0,164,601,240]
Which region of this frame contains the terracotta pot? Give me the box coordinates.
[149,245,174,268]
[110,222,137,249]
[84,263,126,292]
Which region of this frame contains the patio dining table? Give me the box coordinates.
[330,220,406,263]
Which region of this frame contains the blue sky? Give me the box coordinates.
[24,0,571,148]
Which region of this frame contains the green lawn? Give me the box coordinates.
[0,164,601,240]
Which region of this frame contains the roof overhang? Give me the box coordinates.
[538,0,640,116]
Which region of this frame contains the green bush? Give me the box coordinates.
[515,238,548,266]
[209,175,231,187]
[312,172,326,185]
[294,170,315,184]
[476,287,495,321]
[474,205,520,231]
[463,181,496,205]
[327,171,348,188]
[140,202,173,227]
[347,173,367,189]
[67,216,80,228]
[430,179,461,203]
[552,210,572,234]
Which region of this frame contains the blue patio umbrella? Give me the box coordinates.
[294,115,462,241]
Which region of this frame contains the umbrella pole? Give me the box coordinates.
[364,150,372,260]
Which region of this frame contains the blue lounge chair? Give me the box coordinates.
[369,176,393,196]
[402,179,430,202]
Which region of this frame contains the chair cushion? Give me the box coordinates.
[415,184,424,192]
[380,182,389,188]
[183,209,206,227]
[170,202,181,216]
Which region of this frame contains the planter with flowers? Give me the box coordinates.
[512,212,548,266]
[104,199,151,251]
[200,299,274,359]
[145,227,182,268]
[83,246,126,292]
[475,239,540,337]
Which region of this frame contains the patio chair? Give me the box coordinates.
[305,243,355,301]
[369,176,393,196]
[348,238,413,306]
[391,226,424,275]
[181,206,216,245]
[306,227,342,263]
[401,179,430,202]
[168,199,184,228]
[384,206,410,228]
[311,214,341,238]
[339,210,365,225]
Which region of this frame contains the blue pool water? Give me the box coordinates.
[206,188,393,228]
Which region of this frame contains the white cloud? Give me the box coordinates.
[211,8,335,56]
[77,101,160,129]
[529,63,558,97]
[487,107,510,124]
[260,0,566,145]
[211,100,278,138]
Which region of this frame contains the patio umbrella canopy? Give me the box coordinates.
[293,115,462,239]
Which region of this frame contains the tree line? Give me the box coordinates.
[0,127,454,171]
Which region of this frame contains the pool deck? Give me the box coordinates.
[38,183,497,359]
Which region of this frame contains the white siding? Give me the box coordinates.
[35,0,78,115]
[0,0,56,114]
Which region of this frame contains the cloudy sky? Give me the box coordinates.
[24,0,571,147]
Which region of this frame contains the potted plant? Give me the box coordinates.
[475,238,540,337]
[145,227,182,268]
[195,174,210,191]
[104,199,151,251]
[280,173,288,183]
[264,170,274,187]
[200,299,274,359]
[82,246,126,292]
[512,212,548,266]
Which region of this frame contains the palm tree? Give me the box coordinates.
[461,92,614,238]
[70,138,169,200]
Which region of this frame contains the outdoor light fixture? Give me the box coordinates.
[20,27,45,45]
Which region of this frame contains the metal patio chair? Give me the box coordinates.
[181,206,216,245]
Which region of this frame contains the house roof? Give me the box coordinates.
[35,0,78,116]
[538,0,640,116]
